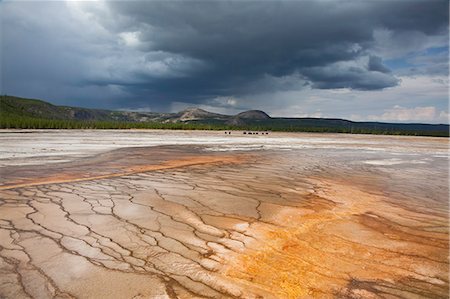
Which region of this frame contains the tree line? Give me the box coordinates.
[1,114,448,137]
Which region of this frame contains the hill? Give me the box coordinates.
[0,95,448,136]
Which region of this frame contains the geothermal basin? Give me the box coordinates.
[0,130,448,298]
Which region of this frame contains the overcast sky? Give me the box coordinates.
[1,0,449,123]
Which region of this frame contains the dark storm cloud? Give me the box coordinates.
[303,64,399,90]
[99,0,448,99]
[1,0,448,110]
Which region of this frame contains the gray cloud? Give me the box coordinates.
[401,51,450,77]
[1,0,448,113]
[368,56,391,74]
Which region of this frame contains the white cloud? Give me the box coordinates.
[367,105,447,122]
[119,31,141,47]
[208,96,238,107]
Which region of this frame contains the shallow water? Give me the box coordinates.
[0,129,447,166]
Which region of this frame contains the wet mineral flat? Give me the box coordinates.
[0,130,448,298]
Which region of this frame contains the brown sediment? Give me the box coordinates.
[0,143,448,298]
[0,154,247,190]
[0,145,252,190]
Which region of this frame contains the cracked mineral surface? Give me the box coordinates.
[0,130,448,298]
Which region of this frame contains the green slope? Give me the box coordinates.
[0,95,124,121]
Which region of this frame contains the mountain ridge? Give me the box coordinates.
[1,95,448,137]
[0,95,266,124]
